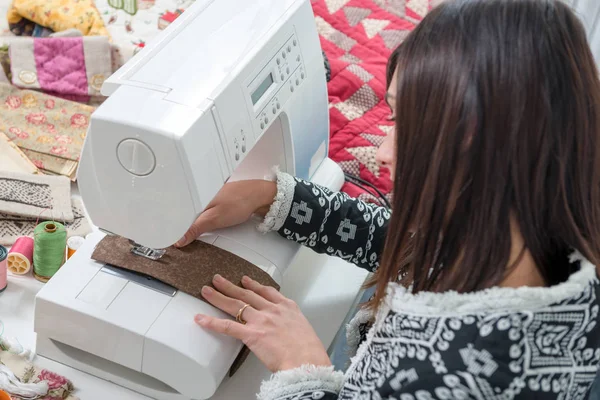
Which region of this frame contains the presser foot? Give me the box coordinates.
[98,228,167,260]
[129,240,167,260]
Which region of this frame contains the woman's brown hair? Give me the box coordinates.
[371,0,600,306]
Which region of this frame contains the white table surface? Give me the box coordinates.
[1,230,368,399]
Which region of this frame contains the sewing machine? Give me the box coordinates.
[33,0,344,399]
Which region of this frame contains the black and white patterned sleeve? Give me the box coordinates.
[257,169,390,272]
[256,365,344,400]
[254,366,443,400]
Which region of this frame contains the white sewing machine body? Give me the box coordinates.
[33,0,344,399]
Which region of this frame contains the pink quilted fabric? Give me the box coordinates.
[34,38,88,97]
[314,0,435,204]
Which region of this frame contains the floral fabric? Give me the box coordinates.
[95,0,196,67]
[0,83,94,179]
[0,351,78,400]
[7,0,109,37]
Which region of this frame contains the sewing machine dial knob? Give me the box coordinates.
[116,138,156,176]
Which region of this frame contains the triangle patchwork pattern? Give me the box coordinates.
[339,159,361,176]
[333,85,379,121]
[378,125,394,135]
[361,133,386,147]
[348,64,374,82]
[325,0,352,14]
[373,0,407,18]
[407,0,428,17]
[347,146,380,176]
[339,53,362,64]
[313,0,436,202]
[361,18,391,39]
[343,7,372,27]
[380,29,411,50]
[315,16,357,52]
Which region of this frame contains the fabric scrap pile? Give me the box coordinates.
[7,0,108,37]
[0,1,115,182]
[1,0,197,79]
[0,335,79,399]
[0,170,92,246]
[0,42,95,245]
[1,0,117,105]
[0,83,95,180]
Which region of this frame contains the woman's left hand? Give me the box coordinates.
[195,274,332,373]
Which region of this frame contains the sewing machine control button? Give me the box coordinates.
[286,67,290,74]
[297,55,300,62]
[277,58,280,65]
[272,107,276,114]
[277,102,281,109]
[117,139,155,176]
[290,85,294,92]
[293,39,297,46]
[235,153,239,161]
[260,122,265,129]
[265,116,269,124]
[281,74,284,80]
[282,51,286,59]
[287,45,291,52]
[301,72,305,79]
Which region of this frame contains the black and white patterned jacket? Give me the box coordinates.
[256,171,600,400]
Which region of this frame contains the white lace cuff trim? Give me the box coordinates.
[257,167,296,233]
[257,365,345,400]
[345,307,374,358]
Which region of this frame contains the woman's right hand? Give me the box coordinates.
[174,179,277,248]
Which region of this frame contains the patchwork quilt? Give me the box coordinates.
[315,0,437,203]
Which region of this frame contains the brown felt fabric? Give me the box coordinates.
[91,236,280,297]
[90,235,279,375]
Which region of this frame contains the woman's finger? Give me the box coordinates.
[195,314,250,341]
[241,276,286,303]
[201,286,259,322]
[213,274,271,309]
[174,208,220,247]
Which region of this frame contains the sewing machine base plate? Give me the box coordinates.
[36,335,193,400]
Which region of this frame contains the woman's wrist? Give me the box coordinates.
[256,171,296,233]
[255,180,277,217]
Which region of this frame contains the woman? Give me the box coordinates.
[176,0,600,398]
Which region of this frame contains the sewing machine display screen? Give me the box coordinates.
[251,73,274,105]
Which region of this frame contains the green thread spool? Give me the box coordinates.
[33,221,67,283]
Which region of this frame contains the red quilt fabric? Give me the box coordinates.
[313,0,438,203]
